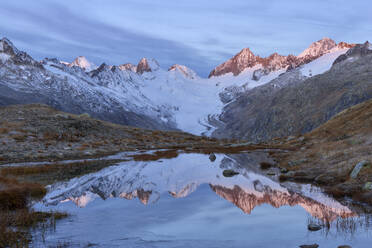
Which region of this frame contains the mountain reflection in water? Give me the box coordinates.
[44,153,355,222]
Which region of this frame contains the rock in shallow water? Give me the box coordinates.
[299,244,319,248]
[209,153,216,162]
[222,169,239,177]
[308,223,322,231]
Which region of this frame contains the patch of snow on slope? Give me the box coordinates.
[0,53,10,62]
[300,48,348,77]
[44,62,78,80]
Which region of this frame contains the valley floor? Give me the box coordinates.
[0,103,371,206]
[0,102,372,246]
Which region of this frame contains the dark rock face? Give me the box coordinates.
[333,41,372,65]
[0,37,19,55]
[136,58,152,74]
[90,63,112,77]
[0,38,42,67]
[213,46,372,142]
[208,38,355,78]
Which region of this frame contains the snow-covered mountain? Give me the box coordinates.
[209,38,354,79]
[214,41,372,141]
[0,37,354,135]
[68,56,97,72]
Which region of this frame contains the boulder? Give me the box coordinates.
[299,244,319,248]
[209,153,216,162]
[222,169,239,177]
[307,223,322,231]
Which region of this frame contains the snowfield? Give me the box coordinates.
[299,48,348,77]
[133,47,348,135]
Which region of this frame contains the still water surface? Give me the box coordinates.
[35,153,372,247]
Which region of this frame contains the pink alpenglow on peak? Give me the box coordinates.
[298,37,337,58]
[136,58,160,74]
[118,63,137,72]
[69,56,97,72]
[209,38,355,78]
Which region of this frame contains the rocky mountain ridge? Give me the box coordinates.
[0,38,176,130]
[209,38,355,80]
[0,36,363,137]
[213,41,372,141]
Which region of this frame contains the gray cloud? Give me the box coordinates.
[0,0,371,77]
[0,1,213,76]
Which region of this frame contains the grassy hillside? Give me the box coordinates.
[275,99,372,205]
[0,104,227,164]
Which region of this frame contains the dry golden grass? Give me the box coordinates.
[0,177,46,210]
[273,99,372,204]
[130,150,180,161]
[0,175,67,247]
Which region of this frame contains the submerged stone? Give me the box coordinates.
[209,153,216,162]
[307,223,322,231]
[299,244,319,248]
[222,169,239,177]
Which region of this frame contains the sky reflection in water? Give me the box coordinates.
[36,153,372,247]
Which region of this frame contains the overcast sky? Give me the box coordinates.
[0,0,371,76]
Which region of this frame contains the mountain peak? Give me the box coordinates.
[237,47,255,56]
[136,58,160,74]
[89,63,112,77]
[118,63,137,72]
[0,37,20,56]
[298,37,337,58]
[209,38,355,78]
[70,56,97,72]
[337,41,356,49]
[0,37,41,66]
[209,47,258,77]
[168,64,198,79]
